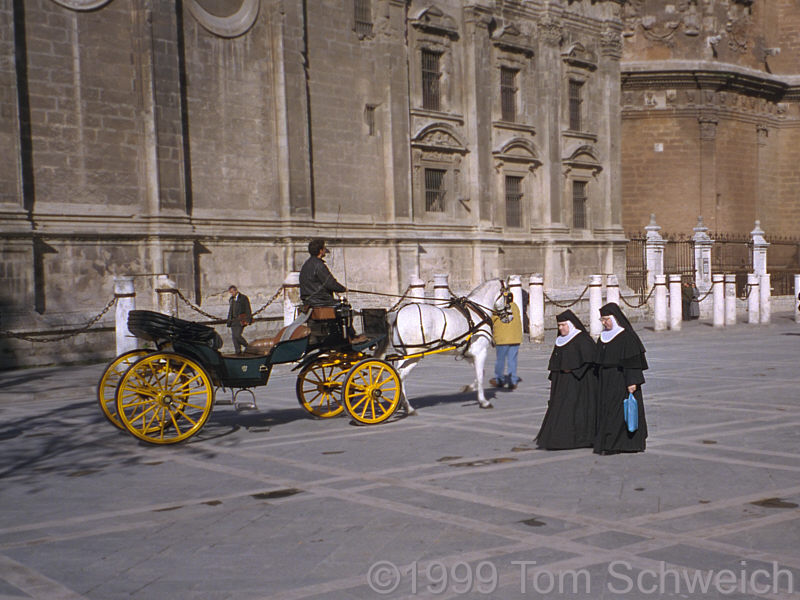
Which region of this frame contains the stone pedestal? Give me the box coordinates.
[668,274,681,331]
[693,216,714,320]
[645,214,665,293]
[654,274,667,331]
[283,272,300,326]
[589,275,603,337]
[724,274,736,326]
[712,274,724,328]
[747,273,760,324]
[528,274,544,343]
[114,276,137,355]
[751,221,769,276]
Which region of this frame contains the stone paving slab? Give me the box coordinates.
[0,315,799,599]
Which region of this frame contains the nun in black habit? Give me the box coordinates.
[536,310,598,450]
[594,303,649,454]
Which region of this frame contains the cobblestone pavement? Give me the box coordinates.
[1,316,799,600]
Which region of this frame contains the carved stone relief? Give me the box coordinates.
[188,0,260,39]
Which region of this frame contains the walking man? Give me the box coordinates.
[227,285,252,354]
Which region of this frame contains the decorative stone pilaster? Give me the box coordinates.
[114,276,137,355]
[693,216,714,319]
[750,221,769,276]
[645,214,665,292]
[589,275,603,337]
[528,274,544,343]
[668,274,682,331]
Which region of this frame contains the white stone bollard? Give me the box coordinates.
[759,273,771,324]
[283,271,300,326]
[408,275,425,301]
[668,275,682,331]
[589,274,603,337]
[654,274,668,331]
[795,274,800,324]
[724,274,736,326]
[712,274,725,328]
[606,274,620,306]
[528,274,544,343]
[433,273,449,305]
[747,273,760,324]
[693,216,714,320]
[156,274,178,317]
[115,276,138,355]
[508,274,523,314]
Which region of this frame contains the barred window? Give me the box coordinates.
[422,50,441,111]
[505,175,523,228]
[572,181,587,229]
[569,80,583,131]
[500,68,518,122]
[424,168,446,212]
[354,0,372,36]
[364,104,376,136]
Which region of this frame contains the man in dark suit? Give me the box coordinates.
[226,285,252,354]
[299,239,346,306]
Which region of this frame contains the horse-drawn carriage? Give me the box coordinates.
[97,280,513,444]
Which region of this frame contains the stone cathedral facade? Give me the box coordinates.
[1,0,627,366]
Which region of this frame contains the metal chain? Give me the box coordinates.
[618,286,656,308]
[696,286,714,303]
[0,297,117,343]
[543,284,590,308]
[175,286,283,321]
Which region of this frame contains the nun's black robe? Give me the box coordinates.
[593,329,648,454]
[536,331,598,449]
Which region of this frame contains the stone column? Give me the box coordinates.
[668,274,681,331]
[712,274,724,328]
[692,216,714,320]
[747,273,760,324]
[645,214,665,293]
[794,274,800,324]
[156,274,178,317]
[408,275,425,301]
[433,273,450,305]
[283,271,300,326]
[528,274,544,343]
[589,275,603,337]
[760,273,771,324]
[654,274,668,331]
[751,221,769,276]
[508,275,523,312]
[606,274,620,305]
[114,276,138,355]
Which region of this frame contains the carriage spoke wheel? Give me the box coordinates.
[296,356,357,418]
[342,359,401,425]
[116,353,214,444]
[97,349,149,429]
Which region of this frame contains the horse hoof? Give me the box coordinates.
[407,408,418,416]
[479,402,493,410]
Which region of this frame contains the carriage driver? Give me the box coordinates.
[299,239,346,307]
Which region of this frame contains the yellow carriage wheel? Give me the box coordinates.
[115,353,214,444]
[97,349,149,429]
[342,359,402,425]
[295,356,353,419]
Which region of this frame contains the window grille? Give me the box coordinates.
[505,175,523,228]
[421,50,441,111]
[572,181,587,229]
[354,0,372,36]
[365,104,376,136]
[500,68,517,122]
[424,168,446,212]
[569,80,583,131]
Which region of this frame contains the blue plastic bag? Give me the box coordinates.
[624,393,638,433]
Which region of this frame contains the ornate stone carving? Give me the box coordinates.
[600,25,623,59]
[698,114,718,140]
[491,22,534,57]
[538,13,564,47]
[410,5,459,40]
[49,0,113,10]
[562,42,597,71]
[188,0,260,39]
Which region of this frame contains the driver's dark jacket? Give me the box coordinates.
[299,256,346,306]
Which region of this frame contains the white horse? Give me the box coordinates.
[385,279,514,413]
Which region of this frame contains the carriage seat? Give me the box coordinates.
[247,324,311,356]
